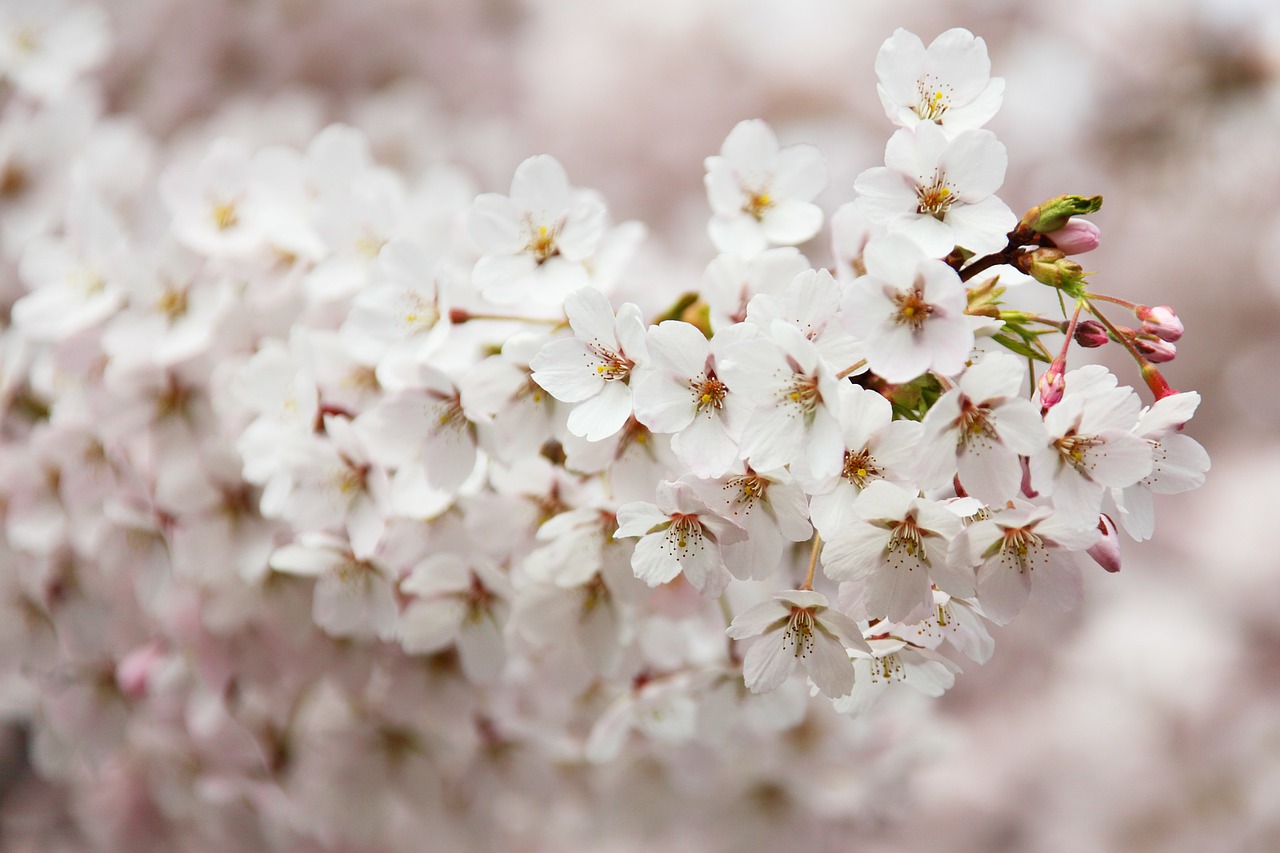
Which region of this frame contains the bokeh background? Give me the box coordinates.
[4,0,1279,850]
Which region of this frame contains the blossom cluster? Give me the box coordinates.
[0,10,1211,849]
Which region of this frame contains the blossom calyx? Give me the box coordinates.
[1019,194,1103,234]
[1016,247,1088,295]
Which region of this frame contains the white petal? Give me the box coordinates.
[805,630,857,699]
[742,631,798,694]
[566,380,632,441]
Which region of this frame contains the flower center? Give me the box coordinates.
[784,608,817,658]
[915,171,955,219]
[888,516,930,566]
[892,288,934,331]
[725,473,769,515]
[841,448,881,488]
[956,400,996,446]
[431,393,467,435]
[690,372,728,414]
[784,373,822,416]
[527,222,559,264]
[867,652,906,683]
[403,294,440,333]
[156,285,189,321]
[666,514,705,553]
[1000,527,1045,573]
[211,201,239,231]
[743,189,773,221]
[1054,432,1101,475]
[593,347,633,382]
[913,78,953,122]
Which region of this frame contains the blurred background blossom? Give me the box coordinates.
[0,0,1276,850]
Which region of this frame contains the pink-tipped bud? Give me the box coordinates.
[1073,320,1109,348]
[1045,219,1101,254]
[1133,334,1176,363]
[1086,514,1122,573]
[1038,358,1066,411]
[1136,305,1183,342]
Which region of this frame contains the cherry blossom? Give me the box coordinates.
[726,589,869,698]
[1028,365,1154,527]
[718,320,845,478]
[704,119,826,256]
[821,480,969,622]
[268,532,398,641]
[613,477,747,597]
[398,553,511,683]
[530,287,648,442]
[832,637,962,717]
[1110,391,1210,540]
[854,122,1016,258]
[842,234,974,383]
[631,320,750,478]
[915,351,1048,505]
[803,383,922,539]
[951,500,1099,624]
[468,155,608,305]
[874,27,1005,136]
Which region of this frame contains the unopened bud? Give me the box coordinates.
[1038,357,1066,411]
[1017,247,1089,294]
[1133,334,1176,363]
[1045,219,1101,254]
[1020,194,1103,234]
[1086,514,1122,573]
[1073,320,1109,348]
[1136,305,1183,342]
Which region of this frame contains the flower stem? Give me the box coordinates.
[1085,292,1137,311]
[837,359,867,380]
[801,533,822,591]
[1083,298,1150,368]
[958,239,1027,283]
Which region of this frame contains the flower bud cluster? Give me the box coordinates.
[0,17,1211,849]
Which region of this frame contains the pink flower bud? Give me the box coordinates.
[116,642,166,699]
[1136,305,1183,342]
[1073,320,1109,348]
[1037,358,1066,411]
[1086,514,1122,573]
[1045,218,1101,254]
[1133,334,1176,363]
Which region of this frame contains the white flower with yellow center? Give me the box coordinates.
[467,154,607,305]
[821,480,970,622]
[726,589,870,698]
[854,122,1015,258]
[915,351,1048,505]
[530,287,648,442]
[1028,365,1154,528]
[951,500,1099,624]
[704,119,826,257]
[631,320,751,478]
[874,28,1005,137]
[613,478,746,597]
[841,234,973,383]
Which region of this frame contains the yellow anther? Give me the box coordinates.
[212,203,238,230]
